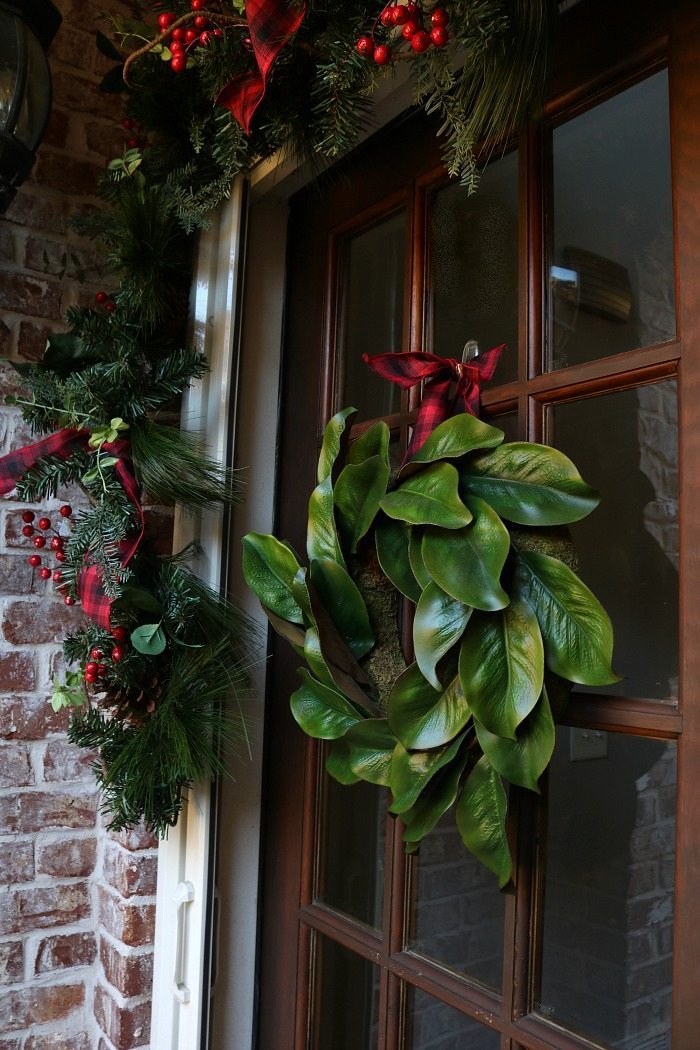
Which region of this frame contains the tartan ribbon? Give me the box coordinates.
[362,345,505,462]
[216,0,306,133]
[0,428,144,630]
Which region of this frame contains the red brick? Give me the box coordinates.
[100,937,153,999]
[0,883,91,936]
[0,1037,21,1050]
[3,191,75,236]
[44,740,96,783]
[0,789,97,834]
[0,274,61,321]
[0,695,69,740]
[0,652,35,693]
[24,236,97,279]
[94,984,151,1049]
[35,931,97,974]
[51,70,122,122]
[0,554,49,596]
[51,24,98,71]
[0,363,27,399]
[0,983,84,1032]
[0,940,24,986]
[17,320,64,361]
[85,120,126,160]
[0,742,33,787]
[42,108,72,151]
[24,1034,90,1050]
[111,823,157,852]
[37,835,96,878]
[3,600,85,645]
[0,226,16,265]
[98,887,155,948]
[33,152,103,200]
[103,843,158,898]
[0,840,34,883]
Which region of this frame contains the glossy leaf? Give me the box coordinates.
[458,600,544,739]
[408,528,431,590]
[460,442,600,525]
[422,496,510,611]
[413,581,471,689]
[317,406,356,483]
[405,412,504,469]
[388,663,470,751]
[389,732,466,815]
[375,517,421,603]
[307,476,345,567]
[261,605,305,657]
[304,627,336,687]
[242,533,304,624]
[325,737,361,785]
[345,718,396,786]
[402,753,469,844]
[380,463,473,529]
[348,421,390,466]
[514,551,619,686]
[456,756,512,887]
[290,670,363,740]
[310,558,374,659]
[334,454,390,552]
[474,687,555,793]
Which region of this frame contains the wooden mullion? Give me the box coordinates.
[388,949,502,1025]
[562,695,681,737]
[299,902,384,962]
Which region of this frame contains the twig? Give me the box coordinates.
[122,11,246,87]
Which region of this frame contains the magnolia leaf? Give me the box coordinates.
[130,622,167,655]
[402,753,469,844]
[380,463,473,529]
[345,718,396,786]
[310,558,374,659]
[408,528,431,590]
[460,442,600,526]
[404,413,504,471]
[290,670,363,739]
[458,600,544,739]
[388,663,470,751]
[261,606,305,657]
[307,476,345,567]
[456,756,512,887]
[389,733,466,815]
[413,581,471,689]
[317,406,356,483]
[514,551,619,686]
[334,454,390,553]
[474,687,555,793]
[242,533,304,624]
[422,496,510,611]
[304,627,336,687]
[325,737,361,785]
[375,517,421,603]
[348,421,390,466]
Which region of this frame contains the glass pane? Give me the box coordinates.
[408,811,505,991]
[487,411,518,443]
[318,774,386,930]
[429,151,519,384]
[553,382,678,701]
[548,71,674,371]
[341,211,406,420]
[406,986,501,1050]
[537,733,676,1049]
[313,935,380,1050]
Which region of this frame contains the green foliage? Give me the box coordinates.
[129,420,241,508]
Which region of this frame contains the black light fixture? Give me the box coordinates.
[0,0,62,213]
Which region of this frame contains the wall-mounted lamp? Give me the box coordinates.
[0,0,62,213]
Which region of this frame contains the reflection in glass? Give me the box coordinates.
[538,734,675,1048]
[429,151,519,384]
[548,71,674,371]
[409,810,505,991]
[313,935,380,1050]
[553,382,678,701]
[406,986,501,1050]
[488,411,518,443]
[341,210,406,420]
[318,772,386,930]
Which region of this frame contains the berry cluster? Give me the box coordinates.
[94,290,115,314]
[158,1,224,74]
[357,2,450,64]
[83,626,128,688]
[21,506,74,605]
[121,117,143,152]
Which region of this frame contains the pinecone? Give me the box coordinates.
[100,675,162,723]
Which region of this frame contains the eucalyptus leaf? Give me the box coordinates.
[310,558,374,659]
[345,718,396,786]
[380,463,473,529]
[455,755,512,888]
[413,581,471,689]
[388,663,470,751]
[307,476,345,567]
[408,528,431,590]
[375,517,421,603]
[317,407,356,483]
[242,533,304,624]
[325,737,361,785]
[348,421,390,466]
[402,753,469,844]
[334,454,390,552]
[130,622,167,655]
[404,412,504,471]
[290,670,363,740]
[389,732,467,815]
[474,688,555,793]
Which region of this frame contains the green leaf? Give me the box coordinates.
[96,29,123,60]
[381,463,473,529]
[334,454,390,553]
[325,737,361,785]
[474,688,555,793]
[348,421,390,466]
[413,581,471,689]
[261,605,306,656]
[389,733,466,814]
[130,622,166,655]
[456,756,512,887]
[43,331,99,374]
[290,670,363,740]
[99,65,126,94]
[304,627,336,687]
[404,413,504,470]
[388,663,470,751]
[375,517,421,603]
[242,533,304,624]
[111,586,162,618]
[310,558,374,659]
[307,476,345,567]
[458,600,544,739]
[402,754,469,844]
[408,528,431,590]
[345,718,396,786]
[317,407,356,483]
[513,551,619,686]
[421,496,510,611]
[460,442,600,526]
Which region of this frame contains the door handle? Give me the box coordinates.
[173,880,196,1004]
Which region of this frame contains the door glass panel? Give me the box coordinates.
[537,733,676,1049]
[547,70,674,371]
[318,773,386,929]
[487,410,519,442]
[312,934,380,1050]
[552,381,678,702]
[429,151,519,384]
[406,986,501,1049]
[408,811,505,991]
[341,210,406,420]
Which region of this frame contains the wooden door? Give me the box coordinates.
[256,3,700,1047]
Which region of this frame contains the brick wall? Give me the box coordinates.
[1,4,158,1047]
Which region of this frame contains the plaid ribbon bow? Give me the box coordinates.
[216,0,307,133]
[362,345,504,462]
[0,428,144,629]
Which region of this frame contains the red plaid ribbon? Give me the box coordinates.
[363,346,504,462]
[216,0,306,133]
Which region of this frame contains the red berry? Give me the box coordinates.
[111,626,127,642]
[53,570,63,582]
[39,567,52,580]
[380,6,394,27]
[104,300,116,313]
[373,44,392,64]
[33,536,46,549]
[95,290,108,304]
[356,35,373,56]
[213,27,223,36]
[191,0,206,8]
[430,26,449,46]
[64,596,76,606]
[404,2,419,18]
[126,137,139,149]
[411,29,431,51]
[90,648,103,661]
[121,118,134,131]
[193,14,207,28]
[171,54,187,72]
[21,511,35,523]
[55,550,66,562]
[97,664,107,675]
[50,537,64,551]
[199,30,211,45]
[402,20,419,38]
[171,40,185,53]
[59,505,72,518]
[171,26,185,41]
[84,672,97,684]
[392,5,408,24]
[111,645,125,662]
[158,12,176,30]
[431,7,449,26]
[28,554,41,567]
[22,524,34,537]
[85,662,98,675]
[38,517,51,530]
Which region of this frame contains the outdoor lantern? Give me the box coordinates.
[0,0,62,213]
